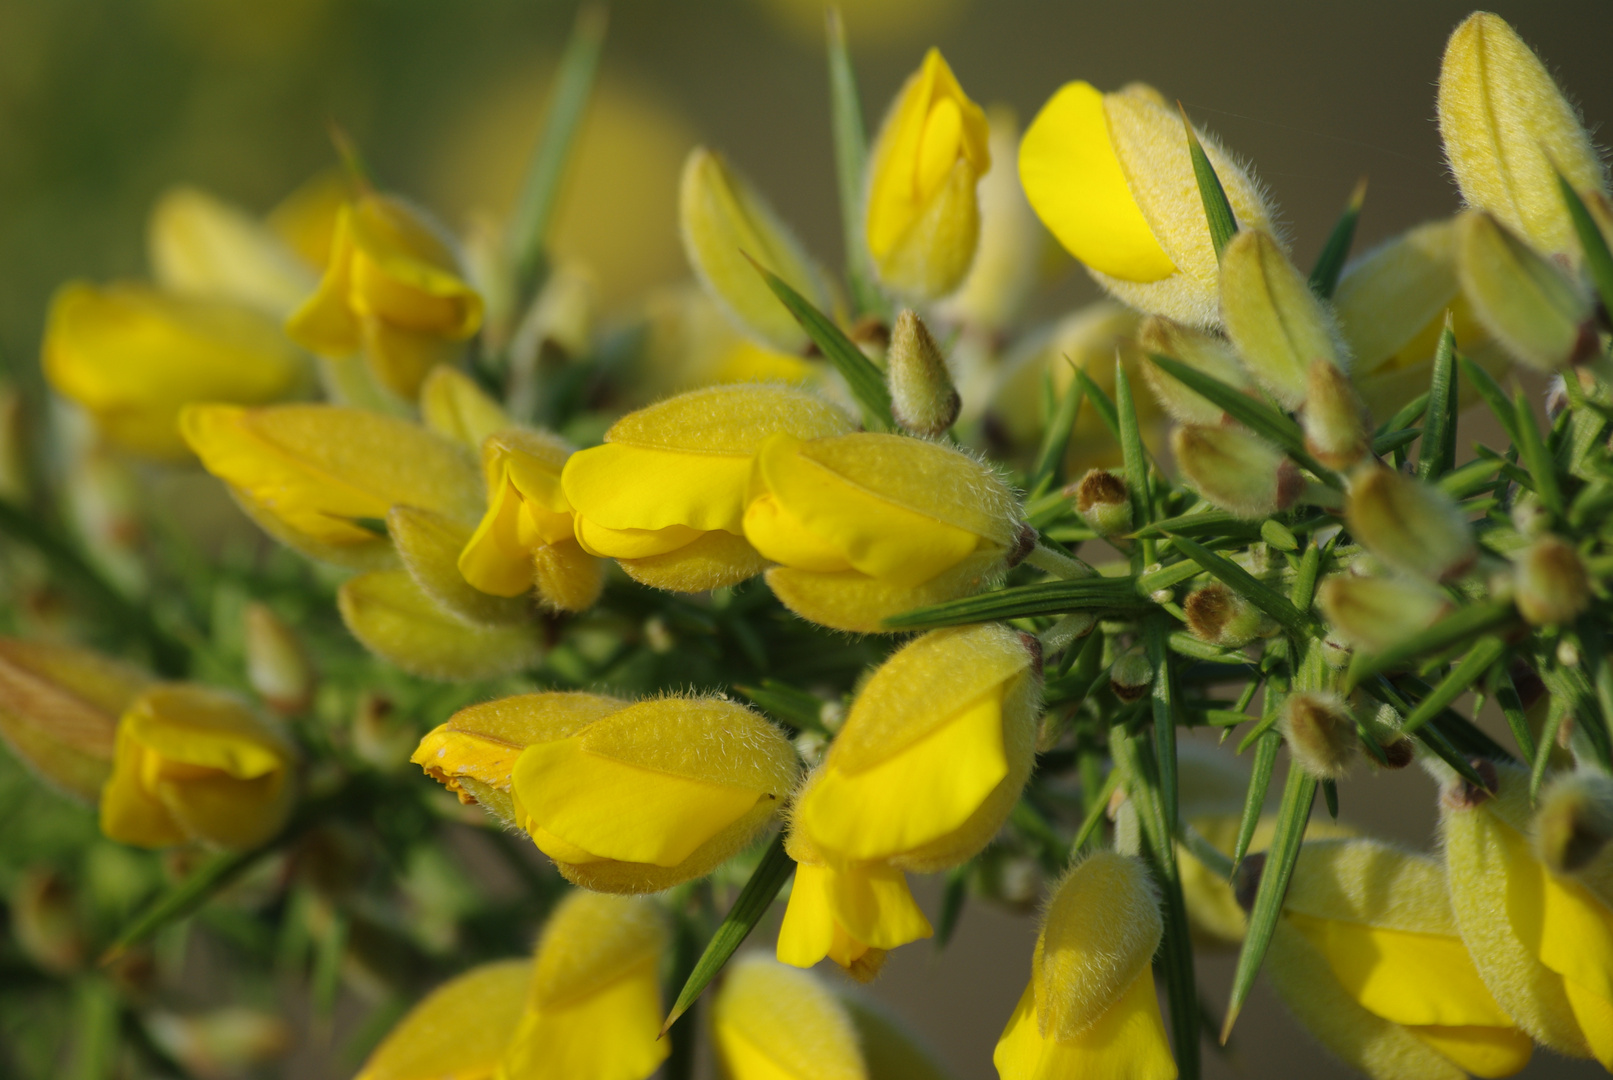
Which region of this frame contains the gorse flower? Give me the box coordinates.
[354,959,530,1080]
[147,186,317,317]
[712,955,868,1080]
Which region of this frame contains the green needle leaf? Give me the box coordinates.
[1512,389,1563,519]
[1556,167,1613,318]
[1308,177,1367,299]
[1492,664,1538,763]
[1396,636,1506,736]
[1345,599,1517,690]
[1029,375,1086,497]
[662,833,795,1035]
[736,680,830,735]
[826,9,884,318]
[1145,618,1180,834]
[935,864,970,949]
[1456,354,1519,444]
[1116,360,1154,541]
[749,257,893,429]
[1417,316,1459,482]
[1070,768,1121,857]
[101,849,257,964]
[882,576,1151,630]
[1179,103,1237,259]
[1232,729,1281,869]
[1532,696,1571,800]
[1168,534,1316,638]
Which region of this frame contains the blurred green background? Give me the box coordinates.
[3,0,1613,1077]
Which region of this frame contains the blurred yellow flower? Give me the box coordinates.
[354,959,529,1080]
[147,186,316,316]
[712,955,868,1080]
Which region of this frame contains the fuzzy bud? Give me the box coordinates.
[243,603,312,715]
[1455,210,1595,372]
[1317,573,1452,652]
[1171,424,1302,518]
[1220,228,1346,410]
[1279,691,1358,781]
[1345,466,1476,582]
[1071,468,1132,537]
[1533,772,1613,876]
[1302,358,1369,471]
[1184,582,1274,648]
[887,309,961,436]
[1513,534,1590,627]
[1137,316,1253,426]
[1109,649,1153,702]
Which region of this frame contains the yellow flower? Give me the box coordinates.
[561,384,852,593]
[498,892,669,1080]
[1019,80,1277,327]
[864,48,991,301]
[743,433,1021,632]
[778,624,1040,974]
[43,282,308,460]
[1437,12,1608,261]
[100,685,296,851]
[637,288,824,401]
[418,366,512,452]
[1442,762,1613,1068]
[180,402,482,568]
[355,959,529,1080]
[1218,228,1346,411]
[993,851,1177,1080]
[337,569,544,682]
[147,186,316,317]
[285,193,483,398]
[0,637,152,803]
[458,429,603,613]
[1267,837,1533,1080]
[712,954,867,1080]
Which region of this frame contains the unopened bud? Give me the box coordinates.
[887,310,961,436]
[1109,649,1152,701]
[1316,573,1451,652]
[1513,534,1590,627]
[144,1008,290,1078]
[1533,771,1613,875]
[1278,691,1357,781]
[1220,229,1346,410]
[1345,466,1476,582]
[1260,519,1299,551]
[1302,359,1369,471]
[1455,210,1594,372]
[243,603,312,715]
[10,868,85,974]
[1070,468,1132,536]
[1137,316,1253,426]
[1438,12,1609,260]
[1377,737,1416,770]
[1184,583,1274,648]
[1171,425,1302,518]
[1321,636,1352,669]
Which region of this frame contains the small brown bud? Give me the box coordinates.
[1279,691,1358,781]
[1377,737,1416,770]
[1513,534,1590,626]
[1184,583,1273,648]
[1070,468,1133,537]
[10,868,85,974]
[887,309,960,437]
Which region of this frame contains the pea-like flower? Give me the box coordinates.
[561,384,852,593]
[993,851,1177,1080]
[100,685,296,851]
[416,691,798,893]
[743,432,1021,633]
[354,959,530,1080]
[1266,837,1533,1080]
[43,282,308,460]
[1441,762,1613,1069]
[778,624,1040,975]
[711,955,867,1080]
[1019,80,1277,327]
[285,192,483,398]
[147,186,316,317]
[458,429,603,613]
[864,48,991,301]
[181,403,483,568]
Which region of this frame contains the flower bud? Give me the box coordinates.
[745,432,1020,632]
[1440,762,1613,1065]
[1317,573,1451,653]
[144,1008,290,1078]
[1455,210,1594,372]
[1345,466,1476,582]
[243,603,312,715]
[10,868,86,974]
[100,685,296,851]
[1533,772,1613,878]
[679,147,829,352]
[994,852,1174,1079]
[0,637,150,802]
[712,956,866,1080]
[887,309,960,436]
[1184,582,1274,648]
[337,570,543,682]
[1438,12,1609,260]
[43,282,308,460]
[354,960,529,1080]
[389,504,532,628]
[1108,648,1153,702]
[498,892,669,1080]
[1303,359,1369,471]
[1020,80,1278,327]
[181,403,483,569]
[865,49,991,301]
[1070,468,1133,537]
[453,693,798,893]
[562,384,852,593]
[286,193,483,398]
[780,625,1040,973]
[417,366,510,452]
[1279,692,1357,781]
[1513,534,1590,627]
[1137,315,1253,426]
[1171,424,1302,518]
[147,186,315,316]
[1219,228,1346,410]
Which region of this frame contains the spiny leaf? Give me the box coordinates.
[1232,729,1281,869]
[1439,457,1504,498]
[1070,768,1121,856]
[1073,367,1120,442]
[1116,360,1153,531]
[662,833,795,1034]
[1345,599,1517,690]
[1372,427,1422,456]
[935,864,970,949]
[1417,317,1459,482]
[1029,373,1086,497]
[1308,177,1367,299]
[1133,510,1263,540]
[750,258,893,429]
[1556,167,1613,318]
[1145,618,1179,835]
[1167,534,1316,638]
[882,576,1150,630]
[1457,354,1519,444]
[1397,635,1506,736]
[1491,664,1538,763]
[826,9,884,317]
[1180,103,1236,259]
[1513,389,1563,519]
[1532,696,1570,800]
[1377,391,1429,436]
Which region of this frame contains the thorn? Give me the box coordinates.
[1219,1002,1241,1045]
[327,121,374,196]
[1347,175,1369,212]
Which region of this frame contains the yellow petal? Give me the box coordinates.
[1018,81,1175,283]
[1407,1024,1534,1079]
[575,517,707,560]
[355,959,530,1080]
[824,861,933,951]
[347,195,482,339]
[564,444,755,534]
[147,186,316,317]
[419,366,511,451]
[777,861,846,969]
[530,892,668,1007]
[605,383,853,452]
[99,724,189,848]
[994,970,1177,1080]
[1036,852,1163,1040]
[391,505,530,626]
[122,687,290,780]
[337,570,543,681]
[532,538,605,614]
[742,494,854,573]
[711,955,865,1080]
[762,549,1004,634]
[497,959,666,1080]
[285,205,362,355]
[1504,817,1613,1017]
[458,472,538,598]
[616,528,769,593]
[1563,978,1613,1069]
[579,696,798,793]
